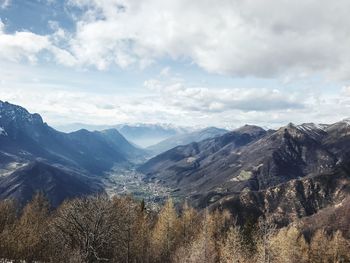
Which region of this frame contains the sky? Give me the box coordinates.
[1,0,350,129]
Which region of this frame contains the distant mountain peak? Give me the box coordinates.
[234,124,265,135]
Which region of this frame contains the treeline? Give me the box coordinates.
[0,194,349,263]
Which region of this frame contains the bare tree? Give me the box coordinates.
[50,195,118,262]
[255,216,276,263]
[269,225,308,263]
[220,223,245,263]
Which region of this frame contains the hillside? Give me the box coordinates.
[146,127,228,155]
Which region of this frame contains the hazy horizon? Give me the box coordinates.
[1,0,350,128]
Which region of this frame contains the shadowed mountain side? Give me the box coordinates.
[0,101,145,174]
[0,161,103,207]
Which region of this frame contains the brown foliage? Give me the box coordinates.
[0,195,350,263]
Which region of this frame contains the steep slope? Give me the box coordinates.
[0,161,102,207]
[146,127,228,155]
[98,129,146,161]
[322,119,350,157]
[139,123,338,204]
[212,162,350,229]
[301,196,350,238]
[0,101,144,174]
[0,101,144,206]
[139,125,268,195]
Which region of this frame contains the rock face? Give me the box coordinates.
[139,121,350,229]
[213,164,350,227]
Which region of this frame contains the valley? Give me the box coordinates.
[1,100,350,236]
[102,165,171,204]
[1,101,350,262]
[2,2,350,261]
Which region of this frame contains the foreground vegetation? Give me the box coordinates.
[0,194,349,263]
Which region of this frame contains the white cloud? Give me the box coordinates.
[0,0,10,9]
[341,86,350,96]
[0,20,51,63]
[0,21,79,66]
[58,0,350,79]
[144,77,304,113]
[2,1,350,128]
[2,0,350,80]
[1,63,349,129]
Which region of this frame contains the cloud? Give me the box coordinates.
[0,0,10,9]
[341,86,350,96]
[56,0,350,79]
[2,0,350,80]
[0,20,77,65]
[0,61,307,128]
[144,78,304,113]
[2,1,350,128]
[0,20,51,62]
[1,61,349,129]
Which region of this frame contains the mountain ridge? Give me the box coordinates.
[0,101,145,206]
[139,121,347,208]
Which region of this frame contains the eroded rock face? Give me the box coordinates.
[223,169,347,220]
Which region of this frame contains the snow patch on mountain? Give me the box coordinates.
[297,123,325,132]
[341,118,350,126]
[296,123,328,139]
[0,127,7,136]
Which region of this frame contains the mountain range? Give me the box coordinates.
[1,100,350,233]
[0,101,145,206]
[139,121,350,229]
[55,122,193,148]
[146,127,228,155]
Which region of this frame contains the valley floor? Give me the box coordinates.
[102,166,171,205]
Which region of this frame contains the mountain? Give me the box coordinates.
[0,101,145,205]
[146,127,229,155]
[0,161,102,207]
[139,125,268,195]
[3,100,350,232]
[116,123,192,148]
[73,119,350,233]
[213,161,350,230]
[55,122,192,148]
[0,101,145,174]
[53,123,113,133]
[139,121,350,214]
